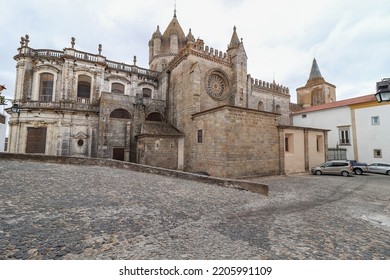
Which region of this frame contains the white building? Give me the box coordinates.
[0,112,6,151]
[292,94,390,163]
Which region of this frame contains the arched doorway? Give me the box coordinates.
[109,108,132,161]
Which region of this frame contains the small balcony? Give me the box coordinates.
[39,95,53,102]
[16,100,99,113]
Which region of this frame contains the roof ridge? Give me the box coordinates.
[293,94,376,114]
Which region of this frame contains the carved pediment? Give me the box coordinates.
[72,131,89,139]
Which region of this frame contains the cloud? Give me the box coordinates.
[1,0,389,104]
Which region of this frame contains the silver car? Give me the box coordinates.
[367,162,390,175]
[311,160,352,177]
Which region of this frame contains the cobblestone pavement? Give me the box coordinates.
[0,160,389,260]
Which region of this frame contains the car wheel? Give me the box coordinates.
[315,170,322,175]
[354,168,363,175]
[341,171,349,177]
[387,170,390,176]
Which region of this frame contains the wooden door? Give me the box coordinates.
[112,148,125,161]
[26,127,47,154]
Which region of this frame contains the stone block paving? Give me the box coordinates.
[0,160,389,259]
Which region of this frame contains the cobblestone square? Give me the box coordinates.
[0,160,389,259]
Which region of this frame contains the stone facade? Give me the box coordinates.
[191,106,280,177]
[6,12,327,178]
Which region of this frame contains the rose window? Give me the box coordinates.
[206,73,229,100]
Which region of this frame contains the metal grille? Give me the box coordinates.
[328,148,347,160]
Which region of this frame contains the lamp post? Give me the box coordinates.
[0,98,20,113]
[375,78,390,103]
[0,86,20,113]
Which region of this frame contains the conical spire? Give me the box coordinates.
[152,25,161,38]
[159,8,186,54]
[308,58,323,80]
[162,11,185,39]
[228,26,240,49]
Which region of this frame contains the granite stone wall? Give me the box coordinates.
[137,136,179,170]
[191,106,280,178]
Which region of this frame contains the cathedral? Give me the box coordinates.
[6,11,329,178]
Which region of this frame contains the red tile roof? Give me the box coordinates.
[293,94,376,114]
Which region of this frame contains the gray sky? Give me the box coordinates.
[1,0,389,104]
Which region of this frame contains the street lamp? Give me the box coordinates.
[375,78,390,103]
[0,98,20,113]
[1,101,20,114]
[10,104,20,113]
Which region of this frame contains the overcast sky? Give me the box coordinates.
[1,0,389,104]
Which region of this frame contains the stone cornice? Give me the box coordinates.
[191,104,280,119]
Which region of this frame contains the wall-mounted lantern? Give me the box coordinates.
[375,78,390,103]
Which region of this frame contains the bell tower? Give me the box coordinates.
[296,58,336,108]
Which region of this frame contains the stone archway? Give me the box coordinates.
[108,108,132,161]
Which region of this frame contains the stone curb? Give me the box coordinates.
[0,153,268,196]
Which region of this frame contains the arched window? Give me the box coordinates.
[111,83,125,94]
[77,75,91,99]
[142,88,152,98]
[109,109,131,119]
[258,101,264,111]
[39,73,54,102]
[275,105,281,114]
[146,112,164,122]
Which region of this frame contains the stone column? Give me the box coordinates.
[125,121,132,162]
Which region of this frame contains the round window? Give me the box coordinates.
[205,71,230,101]
[77,139,84,147]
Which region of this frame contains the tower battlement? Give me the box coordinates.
[190,38,229,62]
[251,78,289,95]
[167,38,231,70]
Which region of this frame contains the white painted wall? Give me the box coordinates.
[292,106,355,160]
[354,105,390,163]
[0,128,5,151]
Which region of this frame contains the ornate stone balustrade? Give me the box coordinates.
[16,44,159,78]
[33,49,63,58]
[18,100,100,113]
[106,60,159,77]
[74,50,99,62]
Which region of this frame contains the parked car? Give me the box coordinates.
[311,160,353,177]
[367,162,390,175]
[349,160,368,175]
